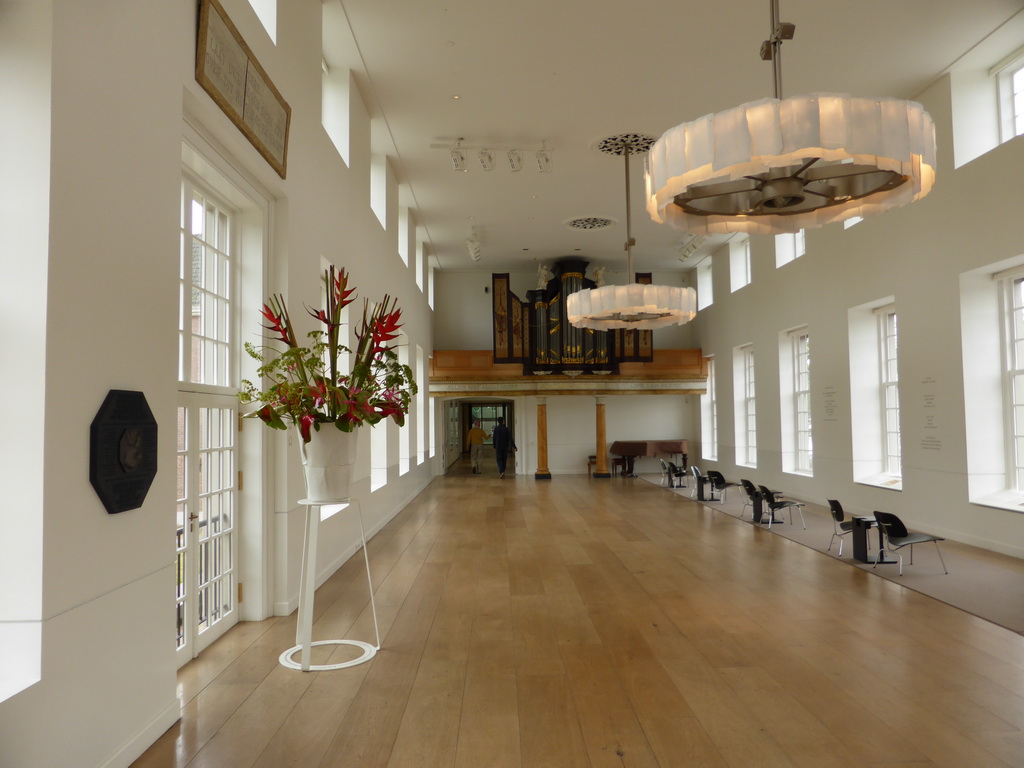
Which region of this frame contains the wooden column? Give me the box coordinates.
[593,396,611,478]
[535,398,551,480]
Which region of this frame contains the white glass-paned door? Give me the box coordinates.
[176,397,238,663]
[177,174,241,665]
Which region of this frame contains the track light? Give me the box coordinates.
[436,140,552,172]
[466,226,482,261]
[536,144,552,173]
[678,235,706,261]
[450,138,467,171]
[507,149,523,172]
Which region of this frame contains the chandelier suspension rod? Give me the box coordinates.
[770,0,783,99]
[624,145,636,284]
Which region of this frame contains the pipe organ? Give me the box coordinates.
[492,258,653,374]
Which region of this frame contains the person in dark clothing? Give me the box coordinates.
[491,417,516,478]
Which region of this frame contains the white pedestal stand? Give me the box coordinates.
[278,498,381,671]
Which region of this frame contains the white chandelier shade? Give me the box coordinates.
[645,93,937,235]
[566,282,697,330]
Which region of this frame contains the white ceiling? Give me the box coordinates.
[336,0,1024,278]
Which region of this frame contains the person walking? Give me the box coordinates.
[466,419,487,474]
[491,416,516,478]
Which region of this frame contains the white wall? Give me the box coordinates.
[689,74,1024,558]
[0,1,437,766]
[517,395,694,476]
[435,270,496,350]
[1,1,184,765]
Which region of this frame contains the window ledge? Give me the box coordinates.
[855,474,903,491]
[784,469,814,478]
[0,674,39,704]
[970,490,1024,514]
[0,622,41,704]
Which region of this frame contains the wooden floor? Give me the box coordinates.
[133,473,1024,768]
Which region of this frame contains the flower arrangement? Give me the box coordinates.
[239,266,417,442]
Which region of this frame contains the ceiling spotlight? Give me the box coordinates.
[478,149,495,171]
[678,235,706,260]
[507,149,523,173]
[466,226,482,262]
[450,138,467,171]
[536,144,553,173]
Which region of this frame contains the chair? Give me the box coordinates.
[667,461,687,488]
[872,511,948,576]
[587,455,597,478]
[706,470,739,502]
[660,459,687,488]
[689,465,706,498]
[757,485,806,529]
[826,499,855,557]
[739,479,759,519]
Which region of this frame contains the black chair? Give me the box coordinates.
[757,484,806,529]
[826,499,855,557]
[689,465,706,498]
[706,470,739,502]
[739,479,760,519]
[663,460,687,488]
[872,511,948,576]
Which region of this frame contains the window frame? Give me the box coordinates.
[729,236,751,292]
[792,329,813,475]
[775,229,806,268]
[879,307,902,479]
[701,356,718,461]
[734,344,757,467]
[696,256,714,310]
[179,176,238,393]
[995,50,1024,143]
[1002,274,1024,491]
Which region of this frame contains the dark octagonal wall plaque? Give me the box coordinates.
[89,390,159,514]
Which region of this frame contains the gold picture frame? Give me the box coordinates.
[196,0,291,178]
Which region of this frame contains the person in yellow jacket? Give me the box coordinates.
[466,419,487,474]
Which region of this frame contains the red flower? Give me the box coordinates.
[332,269,356,310]
[260,295,297,347]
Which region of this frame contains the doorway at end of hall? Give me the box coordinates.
[455,401,514,476]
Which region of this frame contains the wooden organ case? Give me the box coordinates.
[492,258,653,374]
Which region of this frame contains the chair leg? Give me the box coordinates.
[837,536,844,557]
[935,542,948,574]
[795,504,806,530]
[828,532,837,552]
[898,552,904,576]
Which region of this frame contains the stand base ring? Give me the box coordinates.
[278,639,377,671]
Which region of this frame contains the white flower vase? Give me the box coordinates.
[298,426,358,503]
